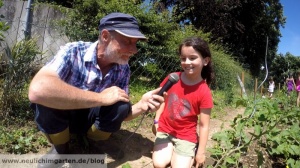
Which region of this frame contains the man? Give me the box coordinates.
[28,12,164,167]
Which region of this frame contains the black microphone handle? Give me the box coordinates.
[157,81,174,96]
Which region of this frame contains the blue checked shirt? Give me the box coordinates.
[45,41,130,94]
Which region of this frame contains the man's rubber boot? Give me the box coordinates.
[88,138,124,160]
[37,143,69,168]
[37,128,70,168]
[87,125,124,160]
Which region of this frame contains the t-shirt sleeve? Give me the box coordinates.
[199,86,213,109]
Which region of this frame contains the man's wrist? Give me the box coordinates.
[154,119,159,124]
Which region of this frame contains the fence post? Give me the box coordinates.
[241,72,244,97]
[255,78,258,95]
[24,0,34,39]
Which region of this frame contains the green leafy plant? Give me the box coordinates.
[208,95,300,167]
[0,38,43,120]
[0,126,48,154]
[122,162,132,168]
[0,0,10,42]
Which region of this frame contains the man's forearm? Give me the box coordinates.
[28,71,104,109]
[124,101,145,121]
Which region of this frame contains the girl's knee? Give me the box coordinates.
[153,159,170,168]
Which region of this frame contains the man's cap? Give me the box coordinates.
[99,12,147,40]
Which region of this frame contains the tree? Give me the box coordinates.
[150,0,285,76]
[52,0,181,84]
[37,0,74,8]
[270,53,300,84]
[41,0,245,90]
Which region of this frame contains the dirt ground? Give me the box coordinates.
[35,107,285,168]
[105,107,246,168]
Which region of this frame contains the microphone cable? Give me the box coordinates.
[116,108,149,159]
[236,36,269,148]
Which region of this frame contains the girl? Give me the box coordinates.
[268,77,275,98]
[286,73,295,97]
[295,72,300,107]
[152,37,214,168]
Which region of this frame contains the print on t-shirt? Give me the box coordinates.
[168,93,191,120]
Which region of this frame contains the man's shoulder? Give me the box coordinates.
[64,41,93,48]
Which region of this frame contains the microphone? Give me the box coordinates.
[157,73,180,96]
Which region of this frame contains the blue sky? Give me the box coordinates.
[277,0,300,56]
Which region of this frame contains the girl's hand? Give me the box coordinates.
[152,123,158,135]
[194,153,206,168]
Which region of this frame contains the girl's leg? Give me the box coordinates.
[152,142,173,168]
[270,92,273,98]
[170,137,197,168]
[171,152,194,168]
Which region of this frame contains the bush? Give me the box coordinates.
[0,38,43,121]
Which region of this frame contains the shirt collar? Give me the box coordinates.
[83,41,123,71]
[83,41,98,63]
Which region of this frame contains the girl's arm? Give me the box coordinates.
[152,102,165,135]
[195,108,211,167]
[293,79,297,89]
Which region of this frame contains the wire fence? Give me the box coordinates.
[0,0,282,122]
[0,0,180,89]
[0,0,266,99]
[0,0,70,64]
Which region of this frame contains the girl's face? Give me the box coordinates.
[180,46,209,77]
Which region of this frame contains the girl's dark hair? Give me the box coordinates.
[178,37,214,85]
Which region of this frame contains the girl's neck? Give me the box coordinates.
[181,72,203,85]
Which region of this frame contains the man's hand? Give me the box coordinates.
[140,87,164,112]
[99,86,129,106]
[125,87,164,121]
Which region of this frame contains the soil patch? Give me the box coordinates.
[105,107,246,168]
[3,107,286,168]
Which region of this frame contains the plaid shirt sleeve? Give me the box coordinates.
[45,41,130,94]
[45,42,79,81]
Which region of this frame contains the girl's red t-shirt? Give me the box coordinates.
[157,72,213,143]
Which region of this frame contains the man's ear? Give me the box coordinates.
[100,29,111,43]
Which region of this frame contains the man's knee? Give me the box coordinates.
[113,101,132,119]
[32,103,69,134]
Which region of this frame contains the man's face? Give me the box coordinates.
[104,31,139,65]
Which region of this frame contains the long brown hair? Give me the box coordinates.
[178,37,214,85]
